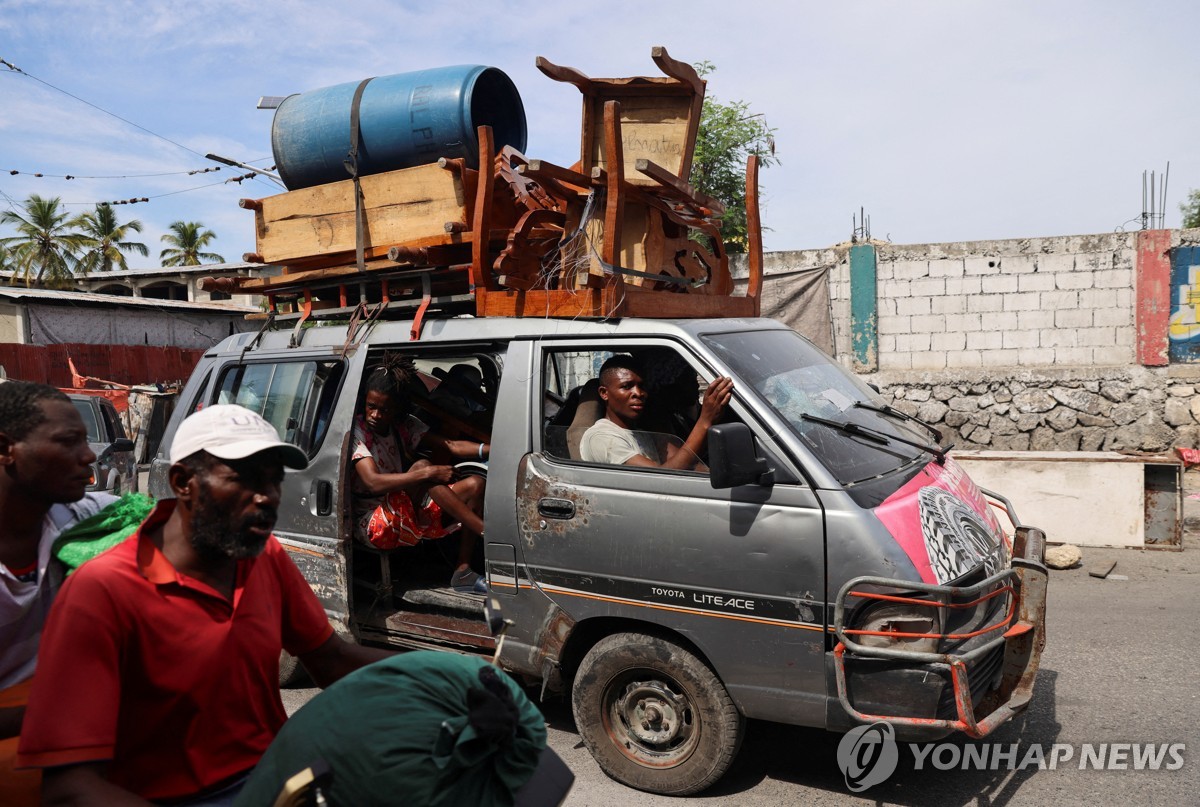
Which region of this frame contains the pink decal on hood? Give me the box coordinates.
[873,457,1006,584]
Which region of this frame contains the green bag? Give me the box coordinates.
[236,652,549,807]
[52,493,156,574]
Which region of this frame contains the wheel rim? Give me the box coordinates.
[600,672,699,769]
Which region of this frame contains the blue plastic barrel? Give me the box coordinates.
[270,65,527,190]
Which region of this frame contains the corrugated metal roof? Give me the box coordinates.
[0,261,275,282]
[0,287,258,313]
[81,261,273,279]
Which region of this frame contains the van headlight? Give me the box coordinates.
[853,601,942,653]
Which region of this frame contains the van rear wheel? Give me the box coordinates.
[572,633,744,795]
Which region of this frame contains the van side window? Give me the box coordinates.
[543,347,731,473]
[215,360,344,456]
[185,369,213,416]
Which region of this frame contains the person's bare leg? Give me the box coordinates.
[428,475,486,574]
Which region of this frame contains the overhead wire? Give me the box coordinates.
[1,57,281,201]
[1,57,208,160]
[6,167,224,179]
[60,176,257,206]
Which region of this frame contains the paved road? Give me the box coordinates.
[281,543,1199,806]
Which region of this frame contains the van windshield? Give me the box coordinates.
[702,329,933,485]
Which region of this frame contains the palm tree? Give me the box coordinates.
[159,221,224,266]
[73,203,149,274]
[0,194,90,288]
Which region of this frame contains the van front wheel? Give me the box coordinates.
[278,650,312,688]
[572,633,744,795]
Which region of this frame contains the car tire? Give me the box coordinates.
[278,650,312,688]
[572,632,744,795]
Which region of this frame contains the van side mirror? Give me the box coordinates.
[708,423,774,489]
[111,438,135,454]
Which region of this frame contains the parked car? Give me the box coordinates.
[69,393,137,495]
[149,315,1048,796]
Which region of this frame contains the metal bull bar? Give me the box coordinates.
[832,525,1048,739]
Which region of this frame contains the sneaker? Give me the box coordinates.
[451,567,487,594]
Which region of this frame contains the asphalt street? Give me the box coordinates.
[280,541,1200,806]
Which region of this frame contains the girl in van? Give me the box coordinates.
[350,359,488,593]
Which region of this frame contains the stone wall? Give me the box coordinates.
[871,366,1200,453]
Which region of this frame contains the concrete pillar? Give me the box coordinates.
[1135,229,1170,366]
[850,244,878,371]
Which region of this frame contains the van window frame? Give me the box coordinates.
[211,357,348,459]
[533,338,803,485]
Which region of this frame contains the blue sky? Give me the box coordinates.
[2,0,1197,266]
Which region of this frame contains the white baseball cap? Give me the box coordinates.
[170,404,308,469]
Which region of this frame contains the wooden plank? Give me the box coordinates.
[587,96,693,181]
[481,289,610,318]
[634,158,725,215]
[470,125,498,312]
[255,163,467,264]
[480,287,756,319]
[579,201,658,284]
[620,287,757,318]
[602,101,625,269]
[744,154,763,315]
[241,259,472,292]
[519,160,593,190]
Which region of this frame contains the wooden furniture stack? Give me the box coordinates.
[210,47,764,328]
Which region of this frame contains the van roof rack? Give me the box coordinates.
[201,48,765,326]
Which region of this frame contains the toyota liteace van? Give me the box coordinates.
[150,314,1048,795]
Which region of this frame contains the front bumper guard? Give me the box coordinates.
[832,525,1048,739]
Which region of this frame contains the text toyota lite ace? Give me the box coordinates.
[150,315,1048,795]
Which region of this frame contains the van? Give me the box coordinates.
[68,393,137,495]
[149,314,1047,795]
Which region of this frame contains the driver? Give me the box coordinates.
[579,355,733,470]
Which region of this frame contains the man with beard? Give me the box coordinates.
[18,405,390,805]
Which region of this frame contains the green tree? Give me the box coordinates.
[1181,189,1200,229]
[0,194,89,288]
[689,61,778,253]
[159,220,224,266]
[73,203,149,273]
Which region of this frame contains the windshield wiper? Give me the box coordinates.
[800,413,949,464]
[853,400,944,443]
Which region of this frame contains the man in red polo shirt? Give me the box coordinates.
[18,404,392,805]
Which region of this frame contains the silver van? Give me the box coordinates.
[150,315,1047,795]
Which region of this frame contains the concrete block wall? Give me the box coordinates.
[873,233,1136,371]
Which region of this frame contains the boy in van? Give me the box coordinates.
[351,360,489,593]
[580,355,734,470]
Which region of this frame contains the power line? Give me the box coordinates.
[6,166,224,179]
[1,56,209,161]
[1,59,280,202]
[0,187,24,215]
[54,176,257,207]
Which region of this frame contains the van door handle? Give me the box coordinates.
[313,480,333,516]
[537,497,575,520]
